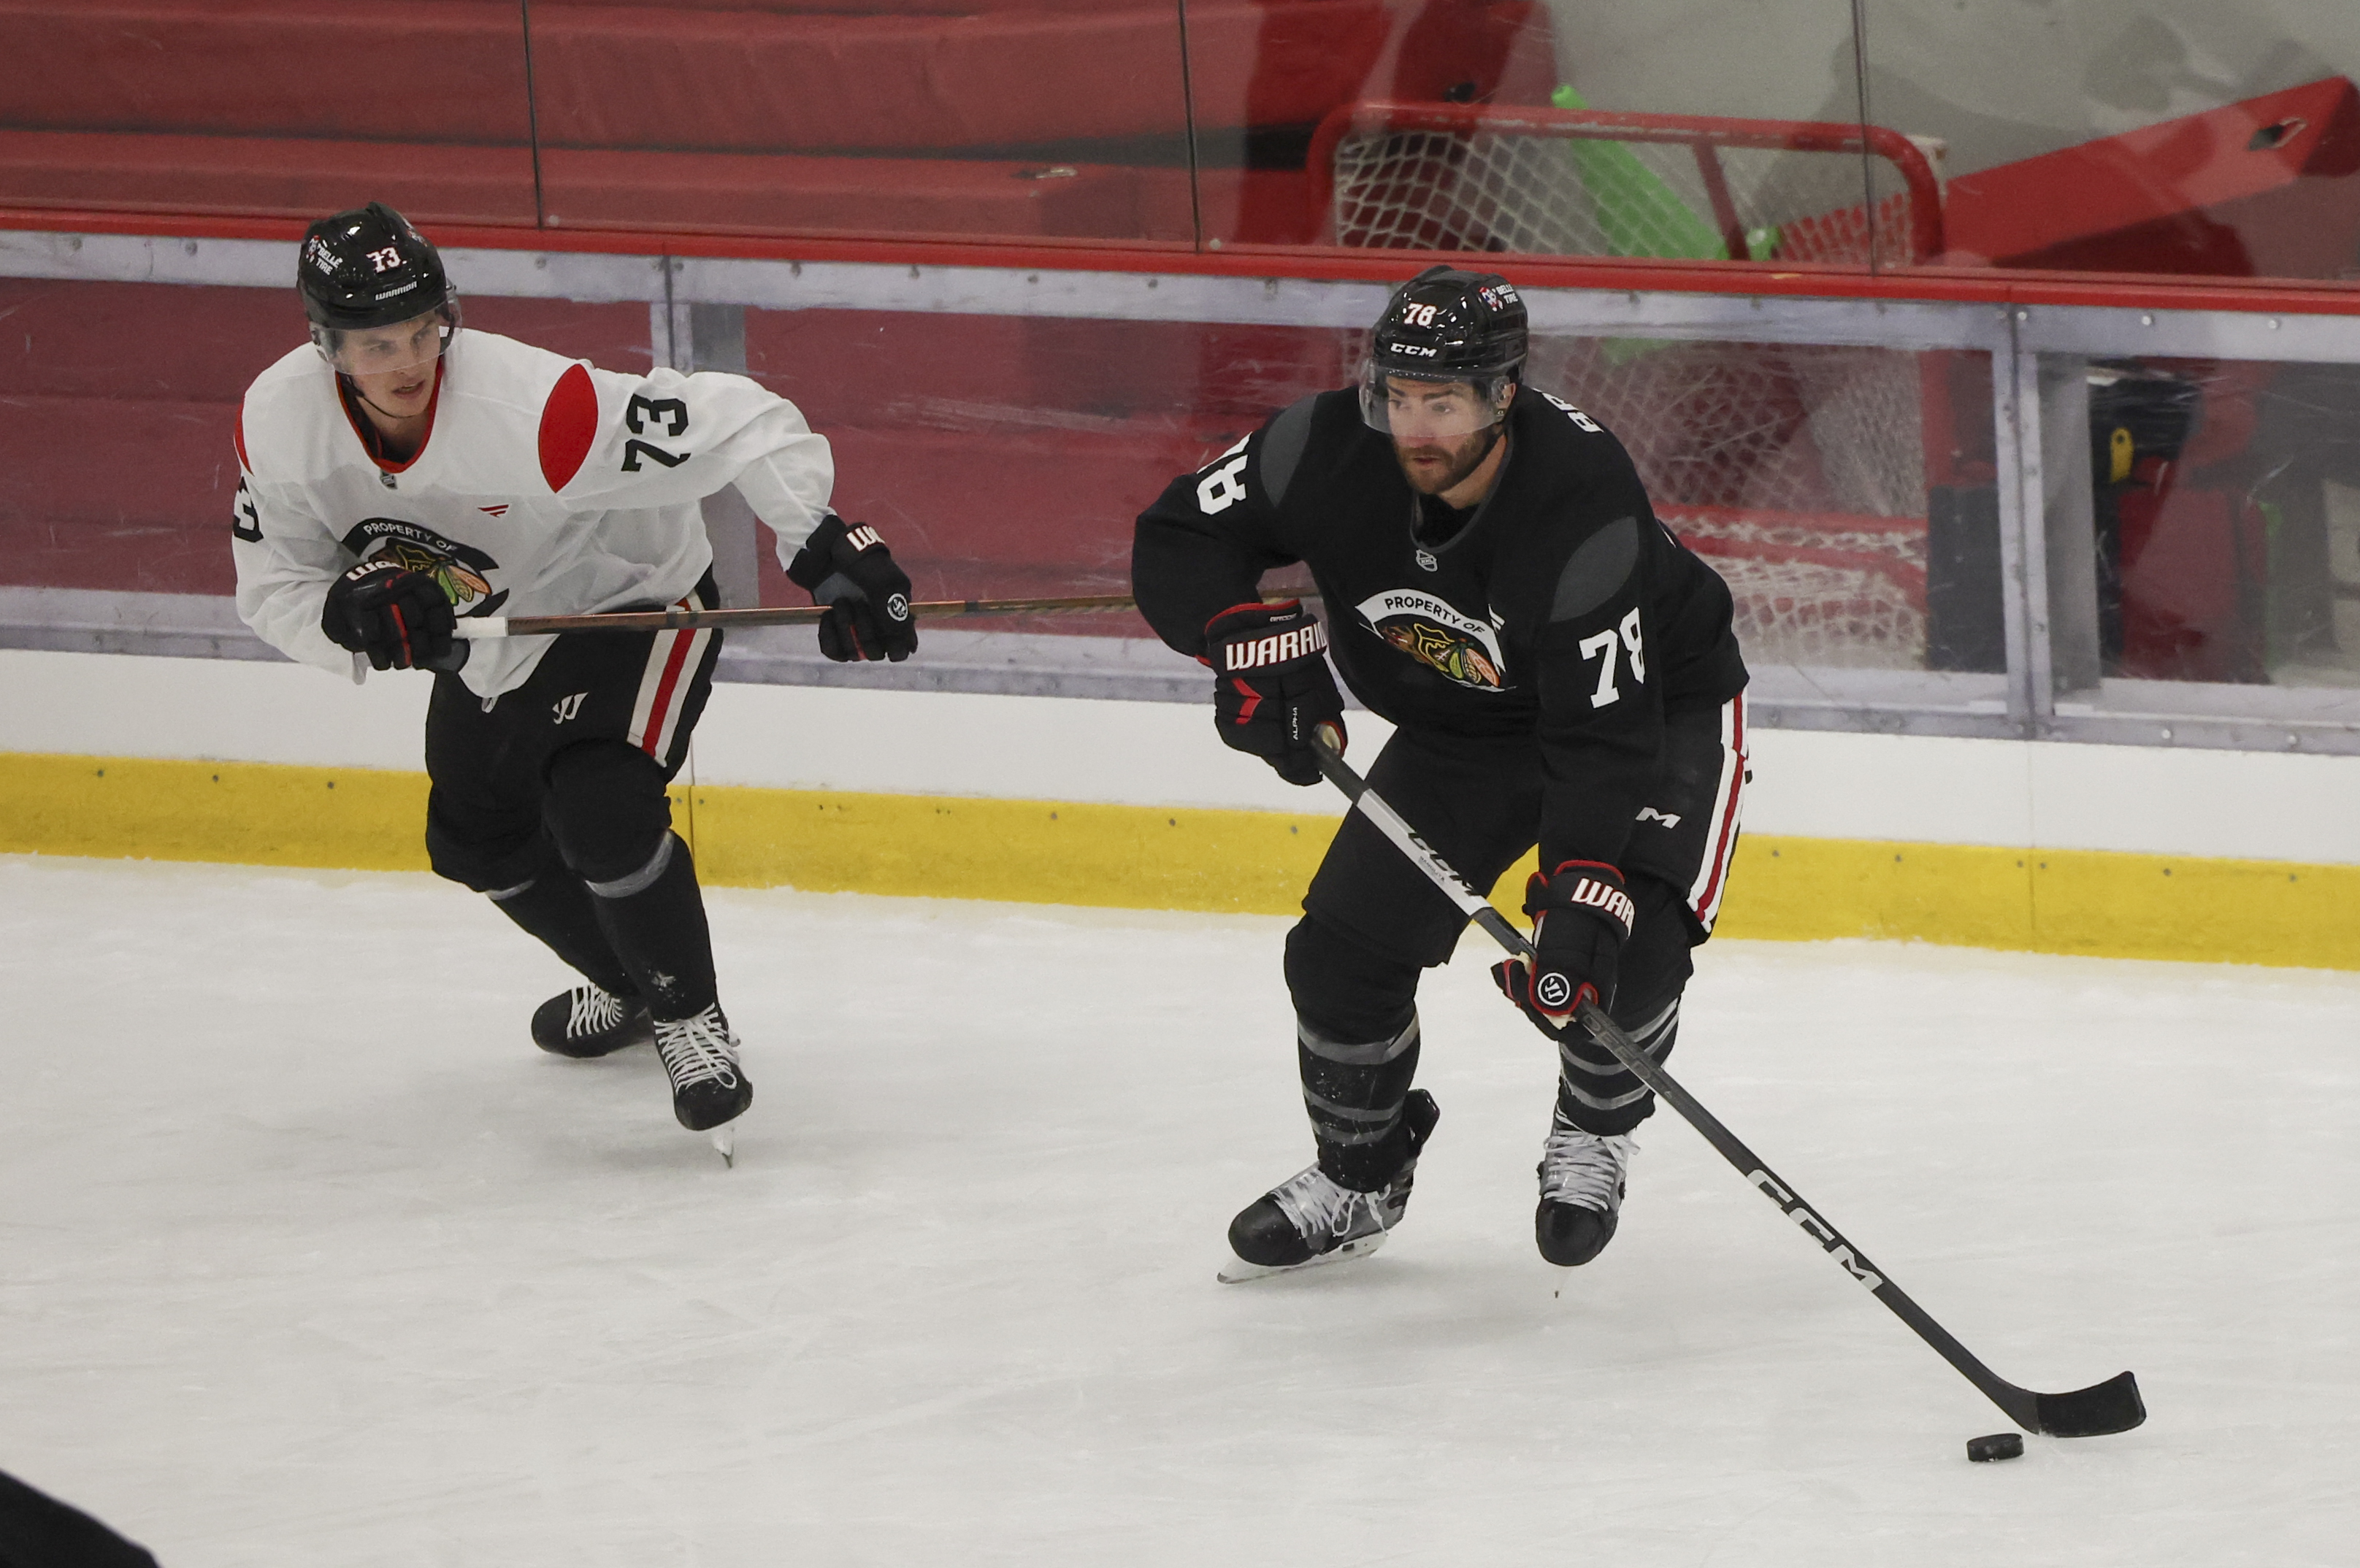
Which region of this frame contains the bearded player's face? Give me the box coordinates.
[1384,376,1509,496]
[1390,403,1496,497]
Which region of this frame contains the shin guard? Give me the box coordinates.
[584,832,719,1021]
[1556,989,1680,1136]
[1299,1012,1425,1191]
[486,856,637,999]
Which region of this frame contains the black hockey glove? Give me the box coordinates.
[1203,599,1346,787]
[320,557,458,672]
[786,516,917,663]
[1492,860,1635,1034]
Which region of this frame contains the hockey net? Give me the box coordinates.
[1309,101,1946,266]
[1658,506,1928,668]
[1312,101,1952,668]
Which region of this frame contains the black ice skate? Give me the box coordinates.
[652,1004,752,1161]
[1219,1090,1439,1283]
[1536,1110,1634,1267]
[531,983,654,1058]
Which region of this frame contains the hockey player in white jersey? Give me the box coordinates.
[232,201,918,1150]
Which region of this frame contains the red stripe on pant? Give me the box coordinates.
[1692,694,1747,921]
[637,626,697,761]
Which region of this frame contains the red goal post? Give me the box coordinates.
[1306,100,1947,268]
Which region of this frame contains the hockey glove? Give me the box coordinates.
[786,516,916,663]
[1492,860,1634,1034]
[1203,599,1346,787]
[321,557,457,672]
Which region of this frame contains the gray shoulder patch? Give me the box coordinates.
[1550,515,1640,623]
[1259,396,1319,509]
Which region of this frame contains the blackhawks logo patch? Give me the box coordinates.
[1355,588,1508,691]
[339,517,508,615]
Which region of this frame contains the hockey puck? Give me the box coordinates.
[1966,1433,2025,1463]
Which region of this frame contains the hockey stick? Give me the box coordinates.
[1306,727,2145,1439]
[453,593,1138,639]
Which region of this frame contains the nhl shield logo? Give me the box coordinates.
[1414,547,1438,572]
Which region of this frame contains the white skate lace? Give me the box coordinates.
[1270,1164,1380,1241]
[1539,1123,1635,1212]
[566,985,629,1039]
[654,1006,741,1091]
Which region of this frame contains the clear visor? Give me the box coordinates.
[1359,366,1512,439]
[315,310,451,377]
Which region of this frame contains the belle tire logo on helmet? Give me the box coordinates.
[1536,972,1573,1009]
[886,593,909,621]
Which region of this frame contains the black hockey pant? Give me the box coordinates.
[423,574,727,1021]
[1287,697,1747,1189]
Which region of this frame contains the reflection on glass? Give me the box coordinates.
[1190,0,1906,264]
[743,302,1983,672]
[0,4,537,223]
[0,280,286,598]
[1184,0,1561,247]
[0,283,654,603]
[743,307,1355,616]
[1317,91,1928,266]
[1529,337,1988,670]
[2086,357,2360,684]
[524,1,1195,242]
[1866,2,2360,280]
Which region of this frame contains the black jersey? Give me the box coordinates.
[1133,385,1748,874]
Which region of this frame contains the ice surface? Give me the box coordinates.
[1,854,2355,1567]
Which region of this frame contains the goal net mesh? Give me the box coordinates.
[1325,105,1947,668]
[1329,126,1921,267]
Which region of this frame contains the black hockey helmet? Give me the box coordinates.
[299,201,459,372]
[1361,265,1528,436]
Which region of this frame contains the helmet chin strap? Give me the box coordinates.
[1459,418,1505,475]
[341,369,429,424]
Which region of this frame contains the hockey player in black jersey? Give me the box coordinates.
[1133,266,1750,1278]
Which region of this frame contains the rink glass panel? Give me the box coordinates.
[738,306,1357,617]
[2058,355,2360,691]
[0,284,655,600]
[1861,0,2360,283]
[5,4,2358,284]
[3,251,2356,752]
[740,300,1990,677]
[518,1,1195,246]
[1179,0,1899,268]
[0,2,540,226]
[1527,337,1994,675]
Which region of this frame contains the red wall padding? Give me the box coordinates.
[0,1,1549,241]
[0,2,533,142]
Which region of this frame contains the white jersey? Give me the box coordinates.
[231,328,835,699]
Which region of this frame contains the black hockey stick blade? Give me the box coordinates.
[1303,729,2148,1440]
[2035,1370,2146,1437]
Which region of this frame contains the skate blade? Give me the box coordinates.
[1217,1231,1387,1283]
[710,1122,735,1168]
